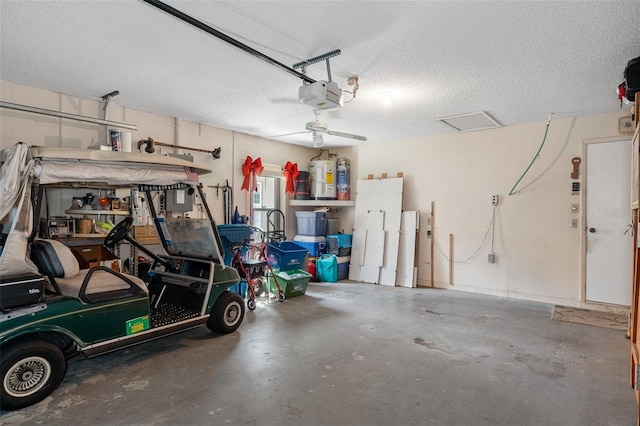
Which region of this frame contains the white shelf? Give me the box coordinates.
[289,200,355,207]
[65,209,130,216]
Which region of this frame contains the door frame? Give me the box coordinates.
[580,135,633,306]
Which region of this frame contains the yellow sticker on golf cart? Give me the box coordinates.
[126,315,150,335]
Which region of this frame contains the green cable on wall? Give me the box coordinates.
[508,114,553,196]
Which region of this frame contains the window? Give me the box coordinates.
[252,175,283,239]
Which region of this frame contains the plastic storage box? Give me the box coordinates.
[229,280,247,298]
[295,211,328,236]
[337,256,350,281]
[326,234,352,247]
[293,235,326,257]
[268,269,312,298]
[326,234,352,256]
[266,241,308,271]
[217,224,253,265]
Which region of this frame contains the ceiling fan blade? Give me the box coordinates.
[268,130,310,139]
[325,130,367,141]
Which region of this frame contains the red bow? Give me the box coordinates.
[241,156,264,191]
[283,161,300,194]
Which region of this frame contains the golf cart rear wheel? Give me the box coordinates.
[207,291,245,334]
[1,340,66,411]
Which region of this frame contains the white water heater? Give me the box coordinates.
[309,159,337,200]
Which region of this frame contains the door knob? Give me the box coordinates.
[589,227,596,233]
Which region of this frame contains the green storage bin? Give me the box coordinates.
[268,269,312,298]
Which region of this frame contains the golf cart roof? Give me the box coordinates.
[29,146,211,187]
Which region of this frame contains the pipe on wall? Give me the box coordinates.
[0,101,137,130]
[138,137,221,159]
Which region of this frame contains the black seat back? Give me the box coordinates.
[31,239,66,278]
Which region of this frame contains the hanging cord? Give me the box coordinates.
[509,113,553,196]
[490,204,496,256]
[433,204,497,264]
[310,149,330,161]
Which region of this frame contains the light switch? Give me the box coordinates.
[571,203,579,213]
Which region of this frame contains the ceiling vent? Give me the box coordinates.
[435,111,501,132]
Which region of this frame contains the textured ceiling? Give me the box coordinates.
[1,1,639,148]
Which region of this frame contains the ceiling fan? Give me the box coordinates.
[271,111,367,147]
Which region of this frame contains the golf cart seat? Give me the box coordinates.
[31,239,147,302]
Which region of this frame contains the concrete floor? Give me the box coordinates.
[0,282,636,425]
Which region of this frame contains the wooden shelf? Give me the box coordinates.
[289,200,355,207]
[65,209,130,216]
[73,233,106,239]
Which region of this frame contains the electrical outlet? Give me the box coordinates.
[491,195,499,206]
[488,253,495,264]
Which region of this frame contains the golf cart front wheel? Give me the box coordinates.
[207,291,245,334]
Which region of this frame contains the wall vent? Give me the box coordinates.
[435,111,501,132]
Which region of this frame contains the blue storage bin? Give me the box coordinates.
[217,224,253,244]
[295,211,328,236]
[293,235,326,257]
[326,234,352,256]
[229,280,247,298]
[217,224,253,265]
[337,255,350,281]
[338,262,349,281]
[266,241,308,270]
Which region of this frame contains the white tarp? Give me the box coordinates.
[0,142,32,220]
[37,161,197,186]
[0,142,38,276]
[30,146,210,186]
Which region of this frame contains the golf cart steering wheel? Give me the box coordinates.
[104,216,134,248]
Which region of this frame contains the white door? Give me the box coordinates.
[586,140,633,305]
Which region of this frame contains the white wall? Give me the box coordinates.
[354,112,630,306]
[2,80,631,307]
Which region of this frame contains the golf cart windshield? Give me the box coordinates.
[156,217,222,260]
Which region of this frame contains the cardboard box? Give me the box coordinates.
[133,225,160,245]
[71,245,120,270]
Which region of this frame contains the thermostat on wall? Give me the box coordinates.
[571,181,580,195]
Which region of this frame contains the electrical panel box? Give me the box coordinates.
[165,188,194,212]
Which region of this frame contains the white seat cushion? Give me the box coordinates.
[35,239,148,298]
[56,268,148,298]
[40,238,80,277]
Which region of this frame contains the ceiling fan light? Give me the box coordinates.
[312,132,324,148]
